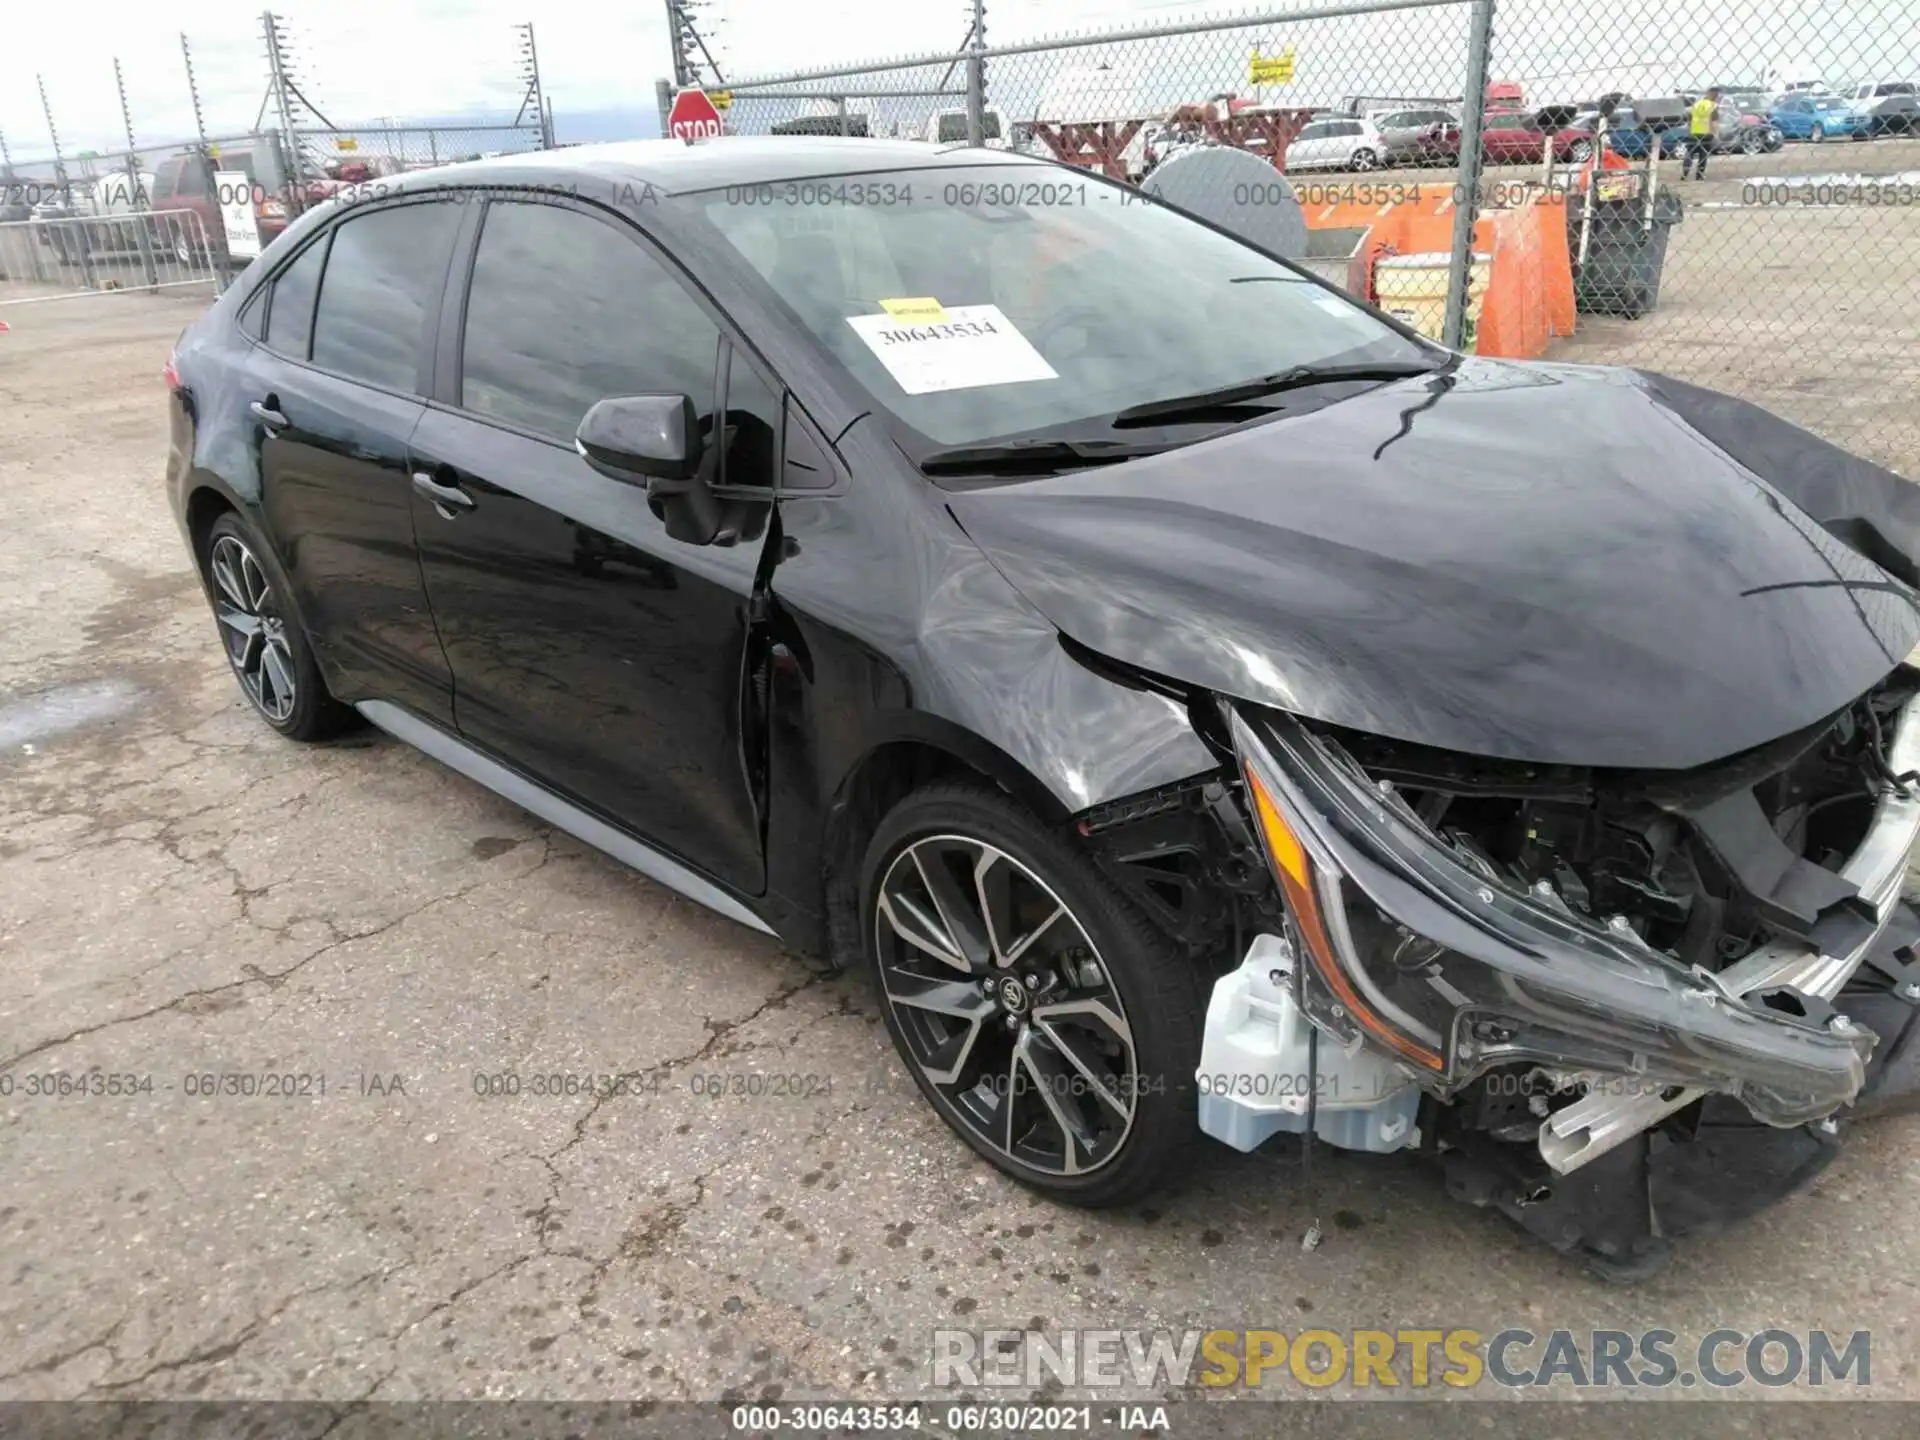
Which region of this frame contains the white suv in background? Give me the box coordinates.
[1846,80,1918,135]
[1285,115,1388,171]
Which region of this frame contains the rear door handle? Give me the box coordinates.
[412,469,475,517]
[250,399,289,432]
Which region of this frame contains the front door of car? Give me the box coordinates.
[408,196,775,894]
[241,198,463,726]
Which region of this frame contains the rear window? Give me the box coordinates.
[935,112,1004,143]
[309,201,459,392]
[265,236,327,357]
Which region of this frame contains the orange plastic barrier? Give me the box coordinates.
[1299,183,1574,357]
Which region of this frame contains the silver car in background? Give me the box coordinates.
[1369,106,1461,165]
[1285,115,1391,171]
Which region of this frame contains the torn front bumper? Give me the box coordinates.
[1224,698,1920,1173]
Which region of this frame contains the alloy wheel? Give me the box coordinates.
[1568,139,1593,161]
[1811,123,1826,142]
[208,533,298,723]
[873,835,1139,1177]
[1351,148,1379,172]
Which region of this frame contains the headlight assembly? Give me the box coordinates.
[1229,705,1874,1127]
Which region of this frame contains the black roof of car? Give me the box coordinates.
[346,136,1033,202]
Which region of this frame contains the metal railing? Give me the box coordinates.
[0,211,218,305]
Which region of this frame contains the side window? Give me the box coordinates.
[781,399,837,491]
[239,286,267,340]
[1295,122,1326,142]
[720,354,781,490]
[310,201,459,392]
[459,200,721,444]
[264,234,327,357]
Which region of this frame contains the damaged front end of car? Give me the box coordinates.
[1189,674,1920,1277]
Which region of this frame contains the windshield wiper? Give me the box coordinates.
[1110,360,1445,428]
[918,436,1179,477]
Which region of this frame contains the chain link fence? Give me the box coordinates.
[717,0,1920,476]
[1,11,549,307]
[1487,0,1920,475]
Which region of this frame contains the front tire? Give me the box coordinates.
[1810,123,1826,142]
[201,512,356,741]
[861,781,1205,1207]
[1566,138,1593,162]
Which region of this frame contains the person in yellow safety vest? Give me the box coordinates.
[1683,87,1721,181]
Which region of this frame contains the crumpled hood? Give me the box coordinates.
[946,359,1920,770]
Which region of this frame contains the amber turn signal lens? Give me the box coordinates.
[1244,765,1444,1071]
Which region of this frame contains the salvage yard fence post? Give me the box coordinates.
[1443,0,1497,348]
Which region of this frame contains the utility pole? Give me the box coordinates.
[663,0,725,89]
[36,75,70,193]
[38,74,98,289]
[262,12,302,139]
[181,34,212,156]
[261,10,339,214]
[515,23,552,147]
[114,57,160,287]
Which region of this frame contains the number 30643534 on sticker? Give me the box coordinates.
[846,303,1058,395]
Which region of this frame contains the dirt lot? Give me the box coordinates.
[4,211,1920,1419]
[1365,134,1920,475]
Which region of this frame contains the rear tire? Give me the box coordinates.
[860,781,1206,1208]
[1350,148,1379,172]
[1810,123,1826,142]
[201,511,357,742]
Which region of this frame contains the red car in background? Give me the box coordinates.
[1478,111,1551,163]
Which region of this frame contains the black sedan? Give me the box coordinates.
[165,138,1920,1278]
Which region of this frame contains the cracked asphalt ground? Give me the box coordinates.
[4,294,1920,1416]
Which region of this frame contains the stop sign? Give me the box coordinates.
[668,88,724,141]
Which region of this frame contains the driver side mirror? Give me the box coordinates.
[576,394,729,546]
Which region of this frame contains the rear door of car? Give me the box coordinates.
[237,197,462,725]
[1287,120,1332,168]
[406,193,778,894]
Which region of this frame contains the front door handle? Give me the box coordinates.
[412,469,475,517]
[250,399,289,432]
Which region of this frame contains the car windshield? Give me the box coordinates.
[699,165,1429,451]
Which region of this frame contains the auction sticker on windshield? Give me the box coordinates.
[847,303,1058,395]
